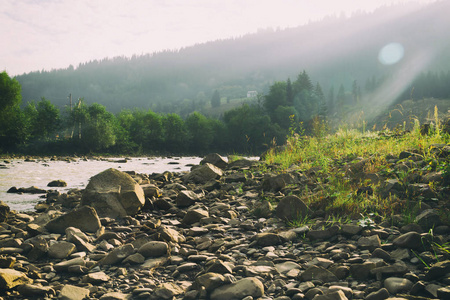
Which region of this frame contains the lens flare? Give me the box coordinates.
[378,43,405,65]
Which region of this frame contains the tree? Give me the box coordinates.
[0,71,24,149]
[185,112,214,153]
[211,90,221,108]
[264,81,287,119]
[162,113,187,153]
[286,78,294,106]
[35,98,61,140]
[81,103,117,152]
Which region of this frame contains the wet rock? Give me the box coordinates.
[138,241,168,258]
[0,268,32,289]
[45,205,101,234]
[81,168,146,218]
[276,195,309,222]
[59,284,91,300]
[47,179,67,187]
[183,163,223,184]
[384,277,413,294]
[210,277,264,300]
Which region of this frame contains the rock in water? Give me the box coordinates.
[45,205,101,234]
[81,168,145,218]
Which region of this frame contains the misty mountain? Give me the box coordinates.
[15,1,450,115]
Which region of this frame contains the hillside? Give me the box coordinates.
[14,1,450,116]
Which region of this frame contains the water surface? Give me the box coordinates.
[0,157,201,212]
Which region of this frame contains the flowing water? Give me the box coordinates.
[0,157,202,212]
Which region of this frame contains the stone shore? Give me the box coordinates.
[1,152,450,300]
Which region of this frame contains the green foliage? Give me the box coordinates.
[0,71,24,149]
[211,90,221,108]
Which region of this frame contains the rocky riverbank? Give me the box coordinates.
[1,153,449,300]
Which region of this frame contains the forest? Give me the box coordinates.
[13,1,450,118]
[1,68,449,156]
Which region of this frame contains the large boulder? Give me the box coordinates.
[210,277,264,300]
[200,153,228,169]
[45,206,101,234]
[183,163,223,184]
[81,168,145,218]
[0,201,10,222]
[276,195,309,222]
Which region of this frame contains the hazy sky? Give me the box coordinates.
[1,0,435,76]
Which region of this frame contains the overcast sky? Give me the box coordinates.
[1,0,435,76]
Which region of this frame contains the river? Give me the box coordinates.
[0,157,202,212]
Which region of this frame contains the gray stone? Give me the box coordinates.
[154,282,184,300]
[262,174,286,192]
[59,285,91,300]
[81,168,146,218]
[200,153,228,169]
[210,277,264,300]
[141,184,161,198]
[384,277,413,294]
[45,205,101,234]
[358,235,381,251]
[314,290,348,300]
[194,272,226,292]
[176,190,200,207]
[82,271,110,283]
[276,195,309,222]
[301,265,338,283]
[138,241,168,258]
[54,257,86,272]
[365,288,390,300]
[99,292,131,300]
[47,241,76,259]
[99,243,134,265]
[183,163,223,184]
[307,225,339,240]
[0,269,32,290]
[17,284,56,297]
[182,208,209,225]
[254,232,282,246]
[415,209,441,229]
[393,231,423,249]
[0,201,10,222]
[159,226,186,243]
